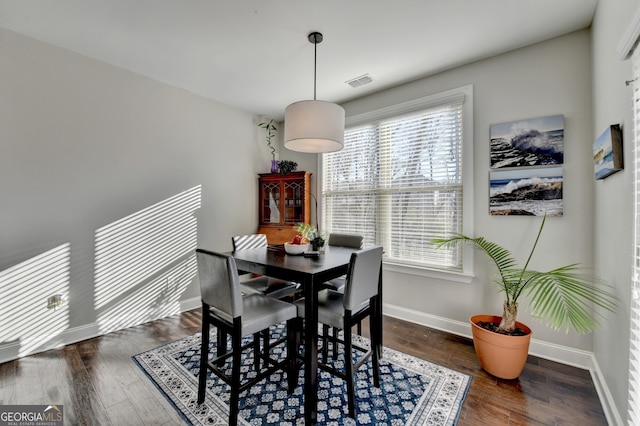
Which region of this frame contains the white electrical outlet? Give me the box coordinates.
[47,294,65,310]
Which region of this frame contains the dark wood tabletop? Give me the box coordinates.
[232,244,355,283]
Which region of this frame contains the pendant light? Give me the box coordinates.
[284,32,345,153]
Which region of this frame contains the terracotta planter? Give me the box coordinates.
[470,314,532,380]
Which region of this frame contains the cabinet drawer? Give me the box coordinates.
[257,226,299,245]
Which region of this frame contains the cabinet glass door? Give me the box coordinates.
[262,182,281,223]
[283,180,304,224]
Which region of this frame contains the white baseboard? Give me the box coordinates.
[383,303,596,366]
[0,322,99,365]
[0,296,202,365]
[383,302,623,425]
[180,296,201,312]
[590,355,625,426]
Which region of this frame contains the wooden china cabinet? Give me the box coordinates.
[257,171,311,244]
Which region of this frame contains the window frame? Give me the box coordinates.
[627,39,640,426]
[619,8,640,423]
[318,85,474,281]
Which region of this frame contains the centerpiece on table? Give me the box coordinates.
[284,223,325,254]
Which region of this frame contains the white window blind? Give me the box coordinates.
[321,88,470,271]
[629,45,640,426]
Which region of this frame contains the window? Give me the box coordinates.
[321,86,473,274]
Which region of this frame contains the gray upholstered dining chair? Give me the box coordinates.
[232,233,300,300]
[294,245,383,419]
[195,248,298,426]
[318,233,365,356]
[320,233,364,292]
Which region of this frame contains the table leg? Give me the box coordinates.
[304,276,318,425]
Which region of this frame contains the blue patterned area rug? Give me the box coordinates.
[133,324,470,425]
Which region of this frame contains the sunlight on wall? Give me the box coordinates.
[0,243,70,357]
[94,185,201,333]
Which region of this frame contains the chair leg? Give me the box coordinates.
[322,324,329,361]
[229,321,243,426]
[370,313,380,388]
[332,327,339,360]
[253,332,262,372]
[217,328,227,367]
[198,306,210,404]
[263,328,270,359]
[286,318,299,393]
[344,314,356,419]
[374,294,383,360]
[294,317,303,355]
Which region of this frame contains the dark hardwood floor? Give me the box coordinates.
[0,310,607,425]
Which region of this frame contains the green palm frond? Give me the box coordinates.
[434,235,518,295]
[432,217,619,334]
[522,265,617,333]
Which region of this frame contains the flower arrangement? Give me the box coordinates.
[293,223,325,250]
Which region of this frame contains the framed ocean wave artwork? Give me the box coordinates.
[490,114,564,169]
[593,124,623,180]
[489,167,563,216]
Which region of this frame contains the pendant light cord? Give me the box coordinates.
[308,31,322,101]
[313,35,317,100]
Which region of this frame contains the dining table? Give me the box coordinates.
[230,243,383,425]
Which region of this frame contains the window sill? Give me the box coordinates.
[383,261,474,284]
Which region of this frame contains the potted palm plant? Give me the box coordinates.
[433,216,618,379]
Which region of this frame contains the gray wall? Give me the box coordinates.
[0,28,278,359]
[592,0,637,421]
[343,30,597,351]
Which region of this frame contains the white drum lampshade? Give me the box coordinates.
[284,100,345,153]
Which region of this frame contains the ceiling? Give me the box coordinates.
[0,0,598,120]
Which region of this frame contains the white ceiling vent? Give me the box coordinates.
[346,74,373,88]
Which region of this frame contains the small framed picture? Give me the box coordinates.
[593,124,623,180]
